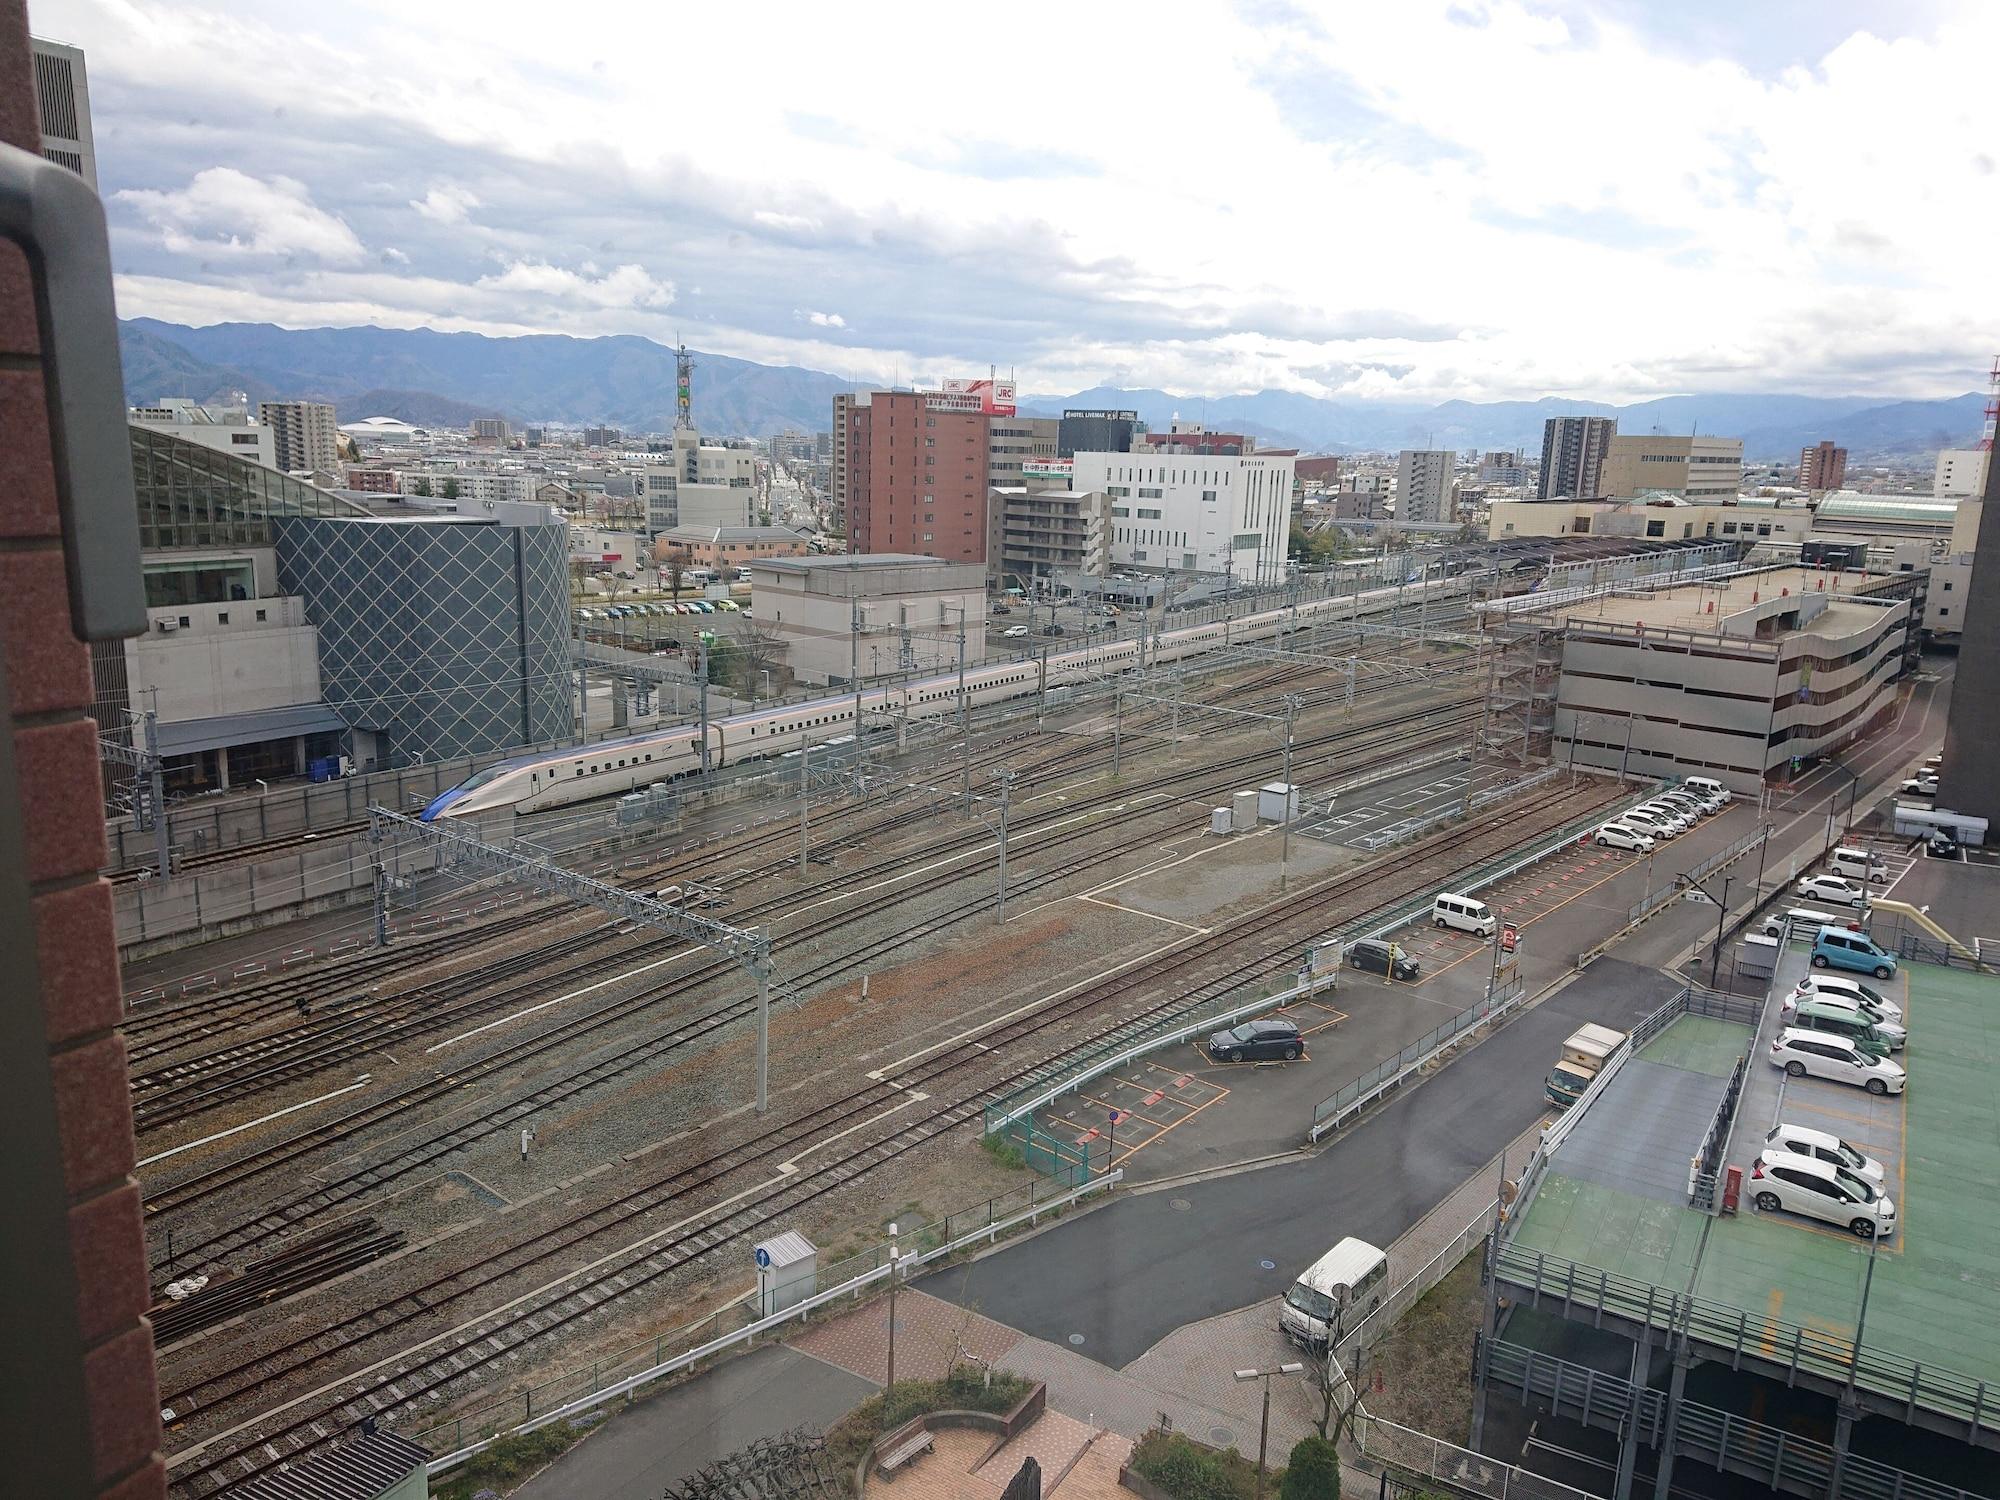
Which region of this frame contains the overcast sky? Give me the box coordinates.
[33,0,1999,404]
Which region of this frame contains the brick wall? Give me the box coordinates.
[1,6,166,1496]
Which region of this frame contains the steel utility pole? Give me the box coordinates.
[850,594,863,740]
[798,738,812,872]
[141,691,170,879]
[755,931,771,1114]
[370,814,390,948]
[1280,694,1302,890]
[956,606,971,812]
[696,636,712,778]
[1111,682,1124,777]
[994,768,1016,924]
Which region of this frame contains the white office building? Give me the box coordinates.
[1935,449,1990,499]
[1069,449,1296,582]
[639,429,760,533]
[130,398,275,469]
[1395,449,1455,524]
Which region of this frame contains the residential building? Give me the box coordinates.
[843,391,990,564]
[749,554,986,685]
[1058,407,1141,459]
[393,470,532,506]
[1797,438,1847,491]
[1341,471,1394,495]
[1599,433,1743,500]
[830,391,859,535]
[988,485,1111,586]
[1500,565,1917,791]
[2,27,161,1494]
[130,398,276,468]
[657,525,810,571]
[343,465,400,494]
[987,415,1060,489]
[29,34,94,186]
[258,400,341,476]
[1394,449,1454,525]
[583,425,621,448]
[1478,450,1533,486]
[1331,490,1385,521]
[1070,448,1296,582]
[1935,448,1990,498]
[468,417,510,443]
[1537,415,1616,499]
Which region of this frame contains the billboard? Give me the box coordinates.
[940,377,1017,416]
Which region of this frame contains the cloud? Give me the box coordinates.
[114,168,364,263]
[798,309,847,328]
[475,259,675,309]
[380,246,411,265]
[410,184,481,224]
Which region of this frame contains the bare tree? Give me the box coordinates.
[730,622,788,703]
[657,544,692,599]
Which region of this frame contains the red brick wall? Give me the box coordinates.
[1,7,165,1496]
[849,393,988,562]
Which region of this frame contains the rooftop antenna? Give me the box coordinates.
[674,337,694,431]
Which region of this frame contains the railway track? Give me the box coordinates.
[140,698,1483,1255]
[160,780,1612,1496]
[109,820,371,885]
[128,676,1481,1126]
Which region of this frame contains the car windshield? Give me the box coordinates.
[1836,1143,1867,1171]
[1228,1024,1258,1042]
[1284,1283,1337,1322]
[1837,1169,1876,1201]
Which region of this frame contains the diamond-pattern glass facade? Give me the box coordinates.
[274,517,573,765]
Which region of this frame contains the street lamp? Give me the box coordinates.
[1233,1362,1305,1500]
[1675,872,1736,988]
[884,1220,901,1394]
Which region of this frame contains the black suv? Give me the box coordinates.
[1205,1018,1304,1062]
[1346,939,1419,981]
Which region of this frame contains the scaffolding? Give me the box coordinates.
[1474,615,1564,767]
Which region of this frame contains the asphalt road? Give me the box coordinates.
[919,957,1685,1367]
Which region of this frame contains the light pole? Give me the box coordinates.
[884,1220,901,1393]
[1233,1362,1305,1500]
[1675,872,1736,989]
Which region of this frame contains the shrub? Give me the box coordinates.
[1130,1429,1269,1500]
[825,1369,1034,1492]
[431,1421,584,1500]
[1278,1436,1340,1500]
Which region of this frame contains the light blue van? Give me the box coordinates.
[1811,925,1898,980]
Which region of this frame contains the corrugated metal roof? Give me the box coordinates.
[756,1230,817,1267]
[1814,493,1961,523]
[234,1431,430,1500]
[154,703,348,758]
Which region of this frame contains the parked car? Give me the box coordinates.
[1345,939,1419,981]
[1594,821,1656,852]
[1002,625,1030,639]
[1749,1150,1897,1239]
[1205,1018,1305,1063]
[1637,801,1695,832]
[1653,791,1712,819]
[1927,831,1961,859]
[1622,807,1685,840]
[1810,925,1897,979]
[1044,624,1066,636]
[1788,973,1903,1024]
[992,603,1012,615]
[1786,998,1899,1056]
[1901,776,1938,798]
[1795,873,1868,908]
[1769,1027,1905,1095]
[1764,1123,1887,1187]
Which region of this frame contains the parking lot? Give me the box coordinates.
[1296,762,1524,850]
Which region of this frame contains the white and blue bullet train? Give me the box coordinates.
[420,575,1464,822]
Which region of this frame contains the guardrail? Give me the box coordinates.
[1352,1414,1599,1500]
[1687,1044,1750,1212]
[418,1169,1120,1476]
[1338,1207,1493,1358]
[1623,821,1773,925]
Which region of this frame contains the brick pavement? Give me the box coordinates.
[792,1289,1022,1386]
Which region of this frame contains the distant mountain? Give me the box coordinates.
[120,319,852,438]
[120,318,1984,457]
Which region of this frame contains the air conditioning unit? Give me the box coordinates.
[156,617,180,633]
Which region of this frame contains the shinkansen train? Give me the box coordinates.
[420,574,1465,822]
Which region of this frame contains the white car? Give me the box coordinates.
[1749,1150,1896,1239]
[1901,776,1938,798]
[1763,1123,1887,1188]
[1622,808,1684,840]
[1769,1027,1905,1095]
[1789,974,1903,1025]
[1795,873,1868,909]
[1779,990,1906,1049]
[1654,793,1713,820]
[1002,625,1030,639]
[1594,821,1656,852]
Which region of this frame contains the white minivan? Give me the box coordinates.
[1829,847,1889,884]
[1684,776,1729,803]
[1432,891,1497,938]
[1280,1238,1389,1350]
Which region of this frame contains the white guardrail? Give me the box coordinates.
[423,1169,1121,1478]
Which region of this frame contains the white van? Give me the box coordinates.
[1683,776,1729,803]
[1280,1238,1389,1350]
[1432,891,1497,938]
[1759,907,1842,940]
[1829,847,1888,884]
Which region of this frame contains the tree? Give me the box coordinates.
[441,477,461,500]
[730,622,787,703]
[411,476,433,498]
[657,545,691,599]
[1278,1437,1340,1500]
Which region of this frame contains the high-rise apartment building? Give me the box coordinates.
[1538,416,1616,499]
[1936,449,1990,498]
[29,35,94,187]
[1070,448,1295,581]
[830,391,859,538]
[1797,440,1848,492]
[987,415,1060,489]
[845,392,990,562]
[1394,449,1455,525]
[1600,434,1742,501]
[258,400,341,476]
[468,417,510,443]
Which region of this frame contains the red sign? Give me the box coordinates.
[939,377,1017,416]
[1500,924,1519,953]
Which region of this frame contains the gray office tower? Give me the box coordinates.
[1538,416,1616,499]
[1059,408,1141,459]
[1935,444,2000,829]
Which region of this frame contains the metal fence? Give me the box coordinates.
[411,1169,1118,1470]
[1354,1415,1602,1500]
[1340,1208,1494,1359]
[1622,821,1773,926]
[1310,984,1526,1140]
[1686,1044,1750,1211]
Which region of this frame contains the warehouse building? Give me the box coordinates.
[750,554,986,686]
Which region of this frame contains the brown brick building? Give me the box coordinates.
[2,9,165,1496]
[846,391,990,563]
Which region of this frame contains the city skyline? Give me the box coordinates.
[34,0,2000,408]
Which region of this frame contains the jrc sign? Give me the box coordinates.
[940,377,1017,416]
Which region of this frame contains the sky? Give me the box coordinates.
[32,0,2000,405]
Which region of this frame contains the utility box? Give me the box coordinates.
[754,1231,817,1317]
[1259,782,1300,823]
[1210,807,1233,836]
[1231,789,1259,832]
[1737,933,1780,979]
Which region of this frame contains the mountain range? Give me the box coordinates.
[118,319,1986,461]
